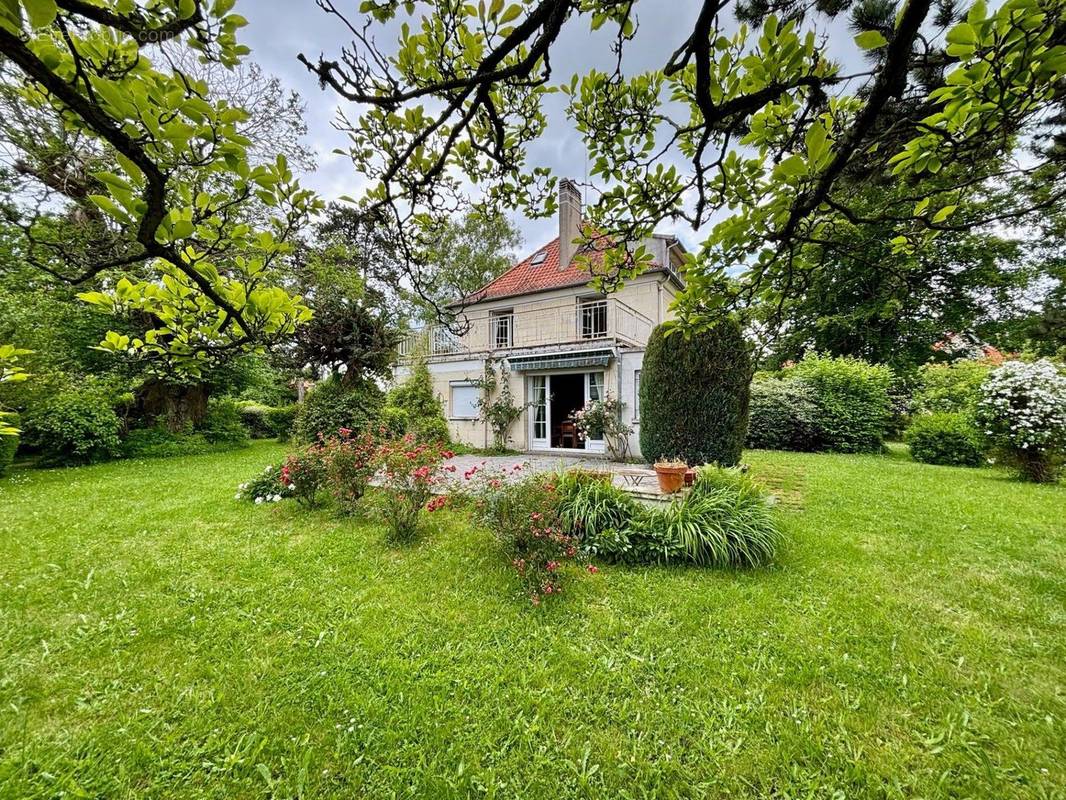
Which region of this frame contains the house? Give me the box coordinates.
[396,179,686,457]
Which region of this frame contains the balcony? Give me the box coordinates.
[397,297,655,358]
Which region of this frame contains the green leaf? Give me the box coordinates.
[932,204,957,223]
[21,0,57,28]
[0,0,20,35]
[945,22,976,45]
[854,30,888,50]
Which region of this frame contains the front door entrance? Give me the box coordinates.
[528,372,605,453]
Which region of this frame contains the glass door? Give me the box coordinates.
[530,375,548,450]
[583,372,606,453]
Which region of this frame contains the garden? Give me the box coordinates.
[2,0,1066,797]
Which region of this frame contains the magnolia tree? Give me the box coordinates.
[0,0,321,377]
[301,0,1066,330]
[977,360,1066,482]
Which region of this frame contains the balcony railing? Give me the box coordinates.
[397,297,655,358]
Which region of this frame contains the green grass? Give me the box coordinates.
[1,443,1063,799]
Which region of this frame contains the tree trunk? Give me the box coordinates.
[136,381,211,432]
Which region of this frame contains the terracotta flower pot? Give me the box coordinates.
[654,465,687,494]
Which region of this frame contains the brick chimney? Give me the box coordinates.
[558,178,582,269]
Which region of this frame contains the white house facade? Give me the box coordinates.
[396,179,686,458]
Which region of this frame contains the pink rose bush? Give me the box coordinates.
[375,434,454,543]
[455,464,583,604]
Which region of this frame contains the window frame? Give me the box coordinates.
[578,297,608,340]
[490,309,514,348]
[448,381,481,420]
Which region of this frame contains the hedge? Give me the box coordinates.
[746,378,823,451]
[639,319,752,466]
[789,354,892,453]
[905,411,986,467]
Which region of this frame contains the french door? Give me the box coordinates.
[528,372,606,452]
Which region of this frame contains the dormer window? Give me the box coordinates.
[490,309,514,348]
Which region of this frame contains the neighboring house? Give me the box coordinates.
[396,179,686,457]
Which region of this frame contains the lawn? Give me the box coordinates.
[1,443,1063,799]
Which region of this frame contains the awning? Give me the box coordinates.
[507,348,614,372]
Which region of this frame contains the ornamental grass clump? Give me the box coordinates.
[977,360,1066,483]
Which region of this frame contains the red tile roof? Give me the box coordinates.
[464,237,588,303]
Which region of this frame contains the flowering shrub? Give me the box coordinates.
[570,393,632,460]
[324,427,381,514]
[461,469,582,604]
[236,463,292,504]
[375,435,454,543]
[281,444,330,507]
[977,360,1066,482]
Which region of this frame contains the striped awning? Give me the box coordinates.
[507,348,614,372]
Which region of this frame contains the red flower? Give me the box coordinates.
[586,564,600,575]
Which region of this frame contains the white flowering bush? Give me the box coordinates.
[235,463,293,504]
[571,393,633,461]
[977,360,1066,482]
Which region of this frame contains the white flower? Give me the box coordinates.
[272,494,282,502]
[234,493,242,500]
[254,497,264,504]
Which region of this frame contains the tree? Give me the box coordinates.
[0,0,321,376]
[639,320,752,466]
[416,211,522,320]
[300,0,1066,332]
[286,211,400,386]
[757,179,1028,373]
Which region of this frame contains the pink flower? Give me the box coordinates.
[586,564,600,574]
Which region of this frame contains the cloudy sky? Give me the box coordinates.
[239,0,858,254]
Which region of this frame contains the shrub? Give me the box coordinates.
[905,412,986,467]
[557,475,638,560]
[0,411,19,477]
[280,444,330,508]
[120,427,213,459]
[472,358,523,450]
[746,378,823,451]
[977,360,1066,482]
[913,360,993,415]
[464,469,581,603]
[199,398,250,446]
[572,392,633,461]
[789,353,893,453]
[266,404,297,440]
[639,319,752,467]
[236,463,292,504]
[380,404,410,437]
[295,377,384,443]
[324,428,381,515]
[388,352,450,444]
[374,435,454,543]
[23,385,121,465]
[238,403,275,438]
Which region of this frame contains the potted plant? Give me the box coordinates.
[653,458,688,493]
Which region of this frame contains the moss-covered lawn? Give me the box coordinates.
[1,443,1063,798]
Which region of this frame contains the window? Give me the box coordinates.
[634,370,641,418]
[579,298,608,339]
[449,382,479,419]
[587,371,604,402]
[490,310,513,348]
